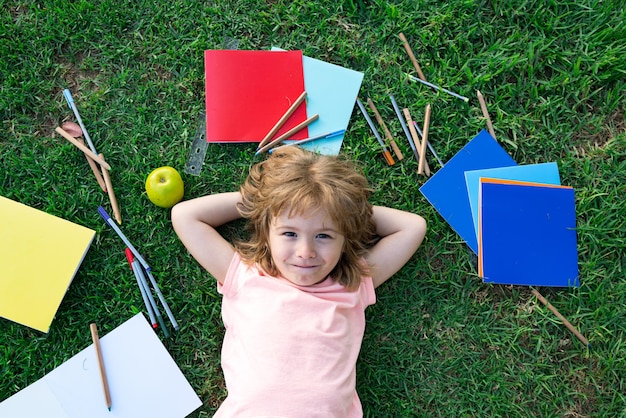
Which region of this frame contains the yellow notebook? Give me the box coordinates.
[0,196,95,333]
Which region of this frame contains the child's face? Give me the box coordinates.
[268,207,345,287]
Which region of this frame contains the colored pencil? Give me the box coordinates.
[126,248,157,329]
[367,98,403,160]
[356,98,394,165]
[90,323,112,411]
[257,91,307,150]
[99,153,121,224]
[418,103,431,175]
[63,89,98,155]
[531,288,590,348]
[390,94,419,161]
[76,137,107,192]
[144,267,179,332]
[477,90,497,140]
[399,33,427,81]
[55,127,111,170]
[255,114,319,155]
[412,121,444,168]
[402,108,430,176]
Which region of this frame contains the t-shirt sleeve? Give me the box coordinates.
[217,252,242,296]
[361,275,376,307]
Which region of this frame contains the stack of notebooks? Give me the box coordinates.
[420,130,579,287]
[204,49,364,155]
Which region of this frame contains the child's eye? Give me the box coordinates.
[316,233,332,239]
[283,231,297,237]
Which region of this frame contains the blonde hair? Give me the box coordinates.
[235,146,377,290]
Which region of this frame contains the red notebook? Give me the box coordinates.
[204,50,308,143]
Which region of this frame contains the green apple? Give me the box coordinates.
[145,166,184,208]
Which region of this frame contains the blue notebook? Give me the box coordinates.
[419,130,517,253]
[478,179,579,287]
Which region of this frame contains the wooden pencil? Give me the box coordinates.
[257,91,307,150]
[477,90,497,140]
[77,138,107,192]
[90,323,112,411]
[418,103,431,175]
[402,108,430,176]
[399,33,427,81]
[99,153,121,224]
[55,127,111,170]
[367,98,404,160]
[531,288,590,348]
[256,114,319,155]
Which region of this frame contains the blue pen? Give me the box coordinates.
[98,206,151,271]
[63,89,98,154]
[268,129,346,154]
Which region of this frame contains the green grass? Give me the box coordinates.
[1,0,625,416]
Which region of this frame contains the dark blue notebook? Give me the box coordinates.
[478,179,579,287]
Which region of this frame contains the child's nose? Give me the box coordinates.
[296,239,316,258]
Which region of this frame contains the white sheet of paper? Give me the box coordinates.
[0,313,202,418]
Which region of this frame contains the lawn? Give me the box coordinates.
[1,0,625,416]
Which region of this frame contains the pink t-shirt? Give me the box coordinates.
[214,252,376,418]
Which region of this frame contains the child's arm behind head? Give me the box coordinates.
[366,205,427,288]
[171,192,242,284]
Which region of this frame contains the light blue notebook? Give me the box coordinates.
[465,162,561,242]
